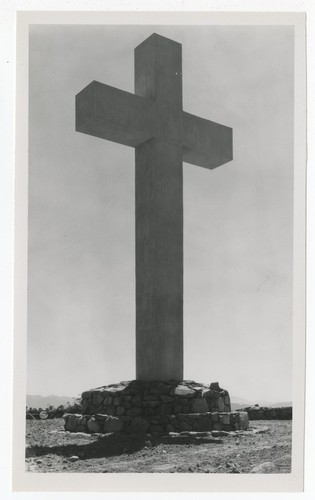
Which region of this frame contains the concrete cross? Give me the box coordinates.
[76,33,233,381]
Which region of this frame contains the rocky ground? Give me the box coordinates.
[25,418,291,473]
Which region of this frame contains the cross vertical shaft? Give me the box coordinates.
[135,35,183,380]
[75,33,233,382]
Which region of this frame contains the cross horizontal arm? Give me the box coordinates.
[183,112,233,169]
[76,81,155,147]
[76,81,233,170]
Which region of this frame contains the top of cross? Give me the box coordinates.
[76,33,232,170]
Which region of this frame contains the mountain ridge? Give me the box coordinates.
[26,393,292,410]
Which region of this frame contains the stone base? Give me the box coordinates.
[64,410,249,435]
[81,380,231,417]
[64,380,248,436]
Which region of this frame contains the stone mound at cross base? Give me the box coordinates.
[64,380,249,434]
[81,380,231,416]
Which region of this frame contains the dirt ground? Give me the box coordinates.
[25,418,292,473]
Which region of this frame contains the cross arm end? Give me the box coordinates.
[75,81,154,148]
[183,112,233,170]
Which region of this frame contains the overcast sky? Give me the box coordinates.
[27,24,294,403]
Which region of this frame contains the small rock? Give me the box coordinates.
[69,455,80,462]
[211,412,219,422]
[103,415,124,433]
[219,413,230,425]
[253,426,269,434]
[36,459,42,464]
[95,413,109,420]
[251,462,277,474]
[64,413,81,432]
[238,411,249,430]
[210,382,221,391]
[180,431,211,438]
[87,417,100,433]
[174,385,195,398]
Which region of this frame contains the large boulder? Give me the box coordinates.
[238,411,249,429]
[64,413,81,432]
[174,385,195,398]
[87,417,101,433]
[191,398,208,413]
[103,416,124,433]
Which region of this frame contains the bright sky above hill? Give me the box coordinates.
[27,24,294,403]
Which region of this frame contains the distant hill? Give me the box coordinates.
[27,393,292,411]
[26,394,75,409]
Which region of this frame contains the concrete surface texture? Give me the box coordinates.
[75,33,233,381]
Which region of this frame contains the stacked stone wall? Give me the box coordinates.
[239,406,292,420]
[64,410,249,435]
[64,380,248,436]
[81,380,231,417]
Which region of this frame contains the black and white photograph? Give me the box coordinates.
[11,10,307,493]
